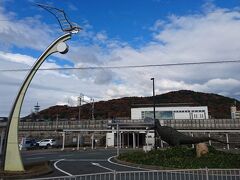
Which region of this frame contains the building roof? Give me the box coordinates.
[131,103,196,108]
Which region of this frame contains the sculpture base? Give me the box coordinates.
[0,161,52,179]
[196,143,209,157]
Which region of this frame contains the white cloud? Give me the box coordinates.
[0,8,55,51]
[94,70,115,84]
[95,32,108,43]
[68,3,78,11]
[0,51,34,66]
[106,85,140,98]
[103,7,240,99]
[149,19,165,32]
[1,4,240,117]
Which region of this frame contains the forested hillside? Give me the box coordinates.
[29,90,239,121]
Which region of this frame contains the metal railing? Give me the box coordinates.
[1,118,240,131]
[29,168,240,180]
[18,120,108,130]
[163,118,240,130]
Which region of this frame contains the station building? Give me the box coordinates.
[106,105,209,148]
[131,106,209,120]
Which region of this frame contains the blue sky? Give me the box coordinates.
[5,0,240,47]
[1,0,240,116]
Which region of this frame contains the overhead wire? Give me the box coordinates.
[0,59,240,72]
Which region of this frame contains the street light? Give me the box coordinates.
[2,4,81,171]
[151,77,157,150]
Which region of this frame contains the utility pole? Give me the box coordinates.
[78,94,83,121]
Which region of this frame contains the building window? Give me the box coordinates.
[143,111,173,119]
[141,111,145,119]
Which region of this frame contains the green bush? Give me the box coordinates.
[118,146,240,169]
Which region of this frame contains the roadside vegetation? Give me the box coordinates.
[118,146,240,169]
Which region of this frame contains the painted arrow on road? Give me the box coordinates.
[91,162,115,172]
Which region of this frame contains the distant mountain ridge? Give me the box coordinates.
[31,90,239,121]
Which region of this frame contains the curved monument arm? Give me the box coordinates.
[3,33,71,171]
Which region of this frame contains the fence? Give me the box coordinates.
[14,118,240,131]
[1,119,240,131]
[18,120,108,130]
[163,119,240,130]
[30,168,240,180]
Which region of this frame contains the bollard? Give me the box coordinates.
[205,167,209,180]
[113,170,117,180]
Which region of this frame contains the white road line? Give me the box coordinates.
[50,159,60,162]
[107,156,153,171]
[91,162,114,172]
[26,157,44,160]
[54,159,73,176]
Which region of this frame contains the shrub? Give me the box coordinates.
[118,146,240,169]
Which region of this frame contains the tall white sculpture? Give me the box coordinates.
[3,4,81,171]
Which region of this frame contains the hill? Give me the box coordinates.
[31,90,239,121]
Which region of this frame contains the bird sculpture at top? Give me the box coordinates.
[36,3,82,34]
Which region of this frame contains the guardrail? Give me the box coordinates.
[29,168,240,180]
[1,118,240,131]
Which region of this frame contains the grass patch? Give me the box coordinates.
[118,146,240,169]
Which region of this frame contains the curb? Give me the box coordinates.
[113,157,176,170]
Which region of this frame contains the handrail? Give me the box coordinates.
[27,168,240,180]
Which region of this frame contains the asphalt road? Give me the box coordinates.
[22,148,146,179]
[2,148,239,179]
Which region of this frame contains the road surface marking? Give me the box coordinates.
[91,162,114,172]
[108,156,153,171]
[54,159,73,176]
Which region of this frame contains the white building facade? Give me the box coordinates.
[131,106,209,120]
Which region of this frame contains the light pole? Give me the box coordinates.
[151,77,157,150]
[91,98,95,121]
[117,123,120,156]
[56,113,59,131]
[2,4,81,171]
[3,33,71,172]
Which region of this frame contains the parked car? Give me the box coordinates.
[19,138,37,150]
[36,139,56,148]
